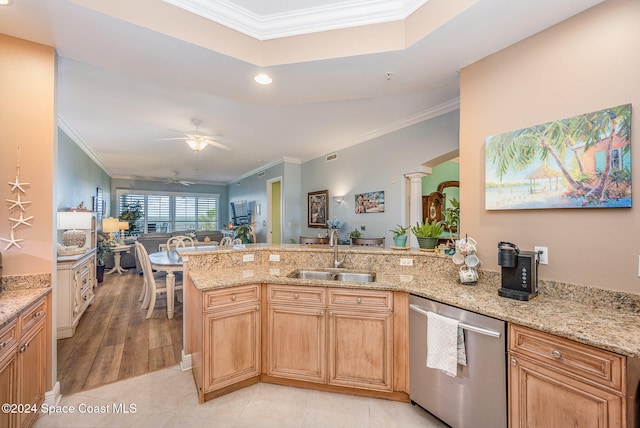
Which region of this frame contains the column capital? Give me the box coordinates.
[404,170,430,180]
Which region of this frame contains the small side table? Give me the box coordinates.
[106,244,133,274]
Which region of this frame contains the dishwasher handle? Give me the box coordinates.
[409,304,502,338]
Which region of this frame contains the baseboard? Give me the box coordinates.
[44,381,62,406]
[180,350,192,371]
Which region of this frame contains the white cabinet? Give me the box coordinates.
[57,249,96,338]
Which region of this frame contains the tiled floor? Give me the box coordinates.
[34,365,447,427]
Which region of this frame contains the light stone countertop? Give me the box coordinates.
[184,245,640,359]
[0,288,51,329]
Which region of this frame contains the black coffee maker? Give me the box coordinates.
[497,242,538,301]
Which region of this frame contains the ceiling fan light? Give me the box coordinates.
[254,73,273,85]
[186,139,208,152]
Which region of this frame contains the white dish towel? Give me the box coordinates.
[426,311,467,377]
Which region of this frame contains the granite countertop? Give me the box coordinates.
[0,288,51,329]
[189,265,640,359]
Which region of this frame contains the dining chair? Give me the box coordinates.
[135,242,183,319]
[351,237,385,246]
[232,238,242,245]
[219,236,233,246]
[166,235,194,250]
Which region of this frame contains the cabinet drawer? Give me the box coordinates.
[20,298,47,337]
[328,289,392,312]
[268,285,326,306]
[204,285,260,311]
[509,324,624,392]
[0,320,18,361]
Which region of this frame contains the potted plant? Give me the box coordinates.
[389,224,409,248]
[349,228,361,239]
[411,220,444,249]
[96,234,112,283]
[119,201,142,235]
[233,223,254,244]
[442,198,460,233]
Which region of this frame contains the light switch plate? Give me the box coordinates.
[400,258,413,266]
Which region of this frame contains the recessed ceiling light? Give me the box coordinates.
[254,73,273,85]
[0,0,14,5]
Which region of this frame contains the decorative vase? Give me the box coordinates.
[393,235,408,247]
[416,237,438,249]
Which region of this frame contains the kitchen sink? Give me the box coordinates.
[288,269,376,283]
[292,270,334,280]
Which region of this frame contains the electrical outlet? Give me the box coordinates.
[400,258,413,267]
[534,246,548,265]
[242,253,254,262]
[269,254,280,262]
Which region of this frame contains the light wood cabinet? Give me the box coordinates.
[190,284,261,402]
[508,324,626,428]
[266,284,394,393]
[0,296,47,428]
[327,288,393,391]
[56,249,96,338]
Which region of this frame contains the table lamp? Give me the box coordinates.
[102,217,119,246]
[57,211,92,247]
[118,221,129,244]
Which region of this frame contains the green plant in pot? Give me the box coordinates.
[389,225,409,248]
[233,223,254,244]
[119,201,142,236]
[349,228,361,240]
[411,220,444,249]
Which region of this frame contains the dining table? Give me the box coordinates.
[148,249,183,319]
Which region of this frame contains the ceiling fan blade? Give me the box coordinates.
[154,137,189,141]
[205,140,233,151]
[179,181,194,186]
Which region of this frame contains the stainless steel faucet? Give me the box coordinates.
[329,229,346,268]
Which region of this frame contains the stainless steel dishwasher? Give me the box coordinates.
[409,294,507,428]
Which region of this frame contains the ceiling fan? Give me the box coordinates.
[156,119,232,152]
[164,173,195,186]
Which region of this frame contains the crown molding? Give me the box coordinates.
[163,0,428,41]
[229,156,301,184]
[302,97,460,163]
[58,115,113,176]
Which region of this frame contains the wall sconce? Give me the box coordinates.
[332,196,344,204]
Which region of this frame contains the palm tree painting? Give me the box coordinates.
[485,104,631,210]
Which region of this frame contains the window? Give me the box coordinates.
[117,190,219,234]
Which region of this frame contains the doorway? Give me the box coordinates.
[267,177,282,244]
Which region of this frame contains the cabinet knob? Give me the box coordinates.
[0,342,6,349]
[18,344,28,353]
[551,350,562,359]
[329,311,333,316]
[231,295,237,301]
[256,305,260,311]
[34,310,44,318]
[510,358,517,366]
[293,293,299,299]
[356,297,362,304]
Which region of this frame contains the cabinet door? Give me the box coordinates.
[17,321,46,428]
[267,304,326,383]
[0,352,17,428]
[203,303,261,392]
[509,353,624,428]
[327,309,392,391]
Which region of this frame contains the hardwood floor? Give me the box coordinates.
[57,270,183,396]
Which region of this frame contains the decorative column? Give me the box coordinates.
[404,170,430,248]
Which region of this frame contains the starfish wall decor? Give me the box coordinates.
[2,146,33,251]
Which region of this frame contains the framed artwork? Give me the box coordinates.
[308,190,328,228]
[355,191,385,213]
[94,187,104,224]
[485,103,631,210]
